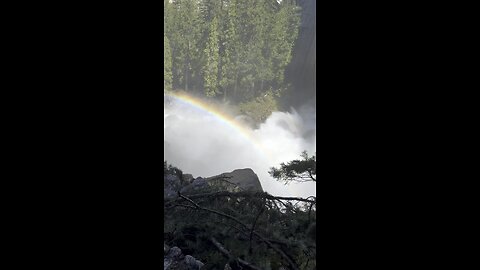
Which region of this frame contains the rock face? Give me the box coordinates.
[164,168,263,199]
[206,168,263,192]
[164,174,182,199]
[179,177,208,194]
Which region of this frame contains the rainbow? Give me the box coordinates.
[164,91,309,198]
[164,91,272,161]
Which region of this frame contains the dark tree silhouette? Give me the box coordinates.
[269,151,316,184]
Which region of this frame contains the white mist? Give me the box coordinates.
[164,97,316,198]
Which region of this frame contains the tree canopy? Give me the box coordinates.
[164,0,301,115]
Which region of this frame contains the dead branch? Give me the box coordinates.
[210,237,262,270]
[178,193,299,270]
[166,191,316,205]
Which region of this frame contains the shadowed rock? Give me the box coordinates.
[165,168,263,198]
[206,168,263,192]
[164,244,204,270]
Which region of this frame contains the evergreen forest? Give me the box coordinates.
[164,0,302,122]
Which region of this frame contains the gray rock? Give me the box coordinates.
[164,246,204,270]
[164,173,183,199]
[196,260,204,269]
[165,174,181,187]
[164,258,173,270]
[168,247,183,258]
[206,168,263,192]
[182,174,194,183]
[184,255,196,265]
[192,178,207,188]
[185,255,204,270]
[180,178,208,194]
[179,186,190,194]
[164,188,178,199]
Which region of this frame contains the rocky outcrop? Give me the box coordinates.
[179,177,208,194]
[164,174,182,199]
[164,244,204,270]
[206,169,263,192]
[164,168,263,199]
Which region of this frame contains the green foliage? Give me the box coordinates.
[164,34,173,91]
[237,90,280,124]
[203,16,220,97]
[270,2,301,85]
[164,0,301,103]
[269,151,317,184]
[167,0,202,91]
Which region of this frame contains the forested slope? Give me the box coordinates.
[164,0,304,122]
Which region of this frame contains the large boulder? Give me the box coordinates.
[206,168,263,192]
[165,168,263,198]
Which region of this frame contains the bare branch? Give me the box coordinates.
[275,198,289,209]
[249,199,265,254]
[178,193,299,270]
[178,193,201,208]
[166,191,316,205]
[210,237,262,270]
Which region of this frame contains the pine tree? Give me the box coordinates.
[219,0,240,101]
[169,0,202,92]
[164,34,173,91]
[203,16,220,97]
[269,151,317,184]
[164,0,301,101]
[270,1,300,86]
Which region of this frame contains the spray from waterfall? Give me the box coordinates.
[164,93,316,198]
